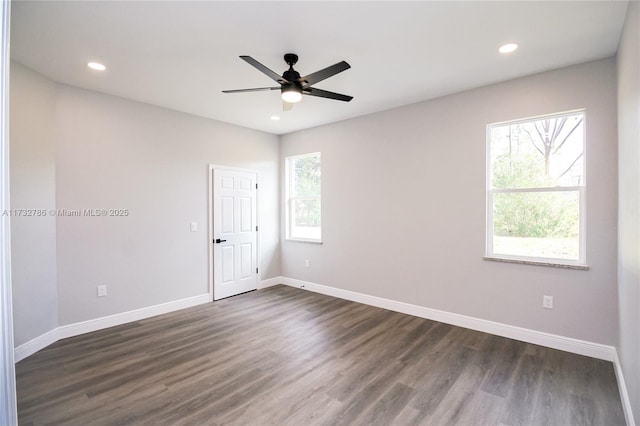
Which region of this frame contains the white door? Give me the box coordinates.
[212,168,258,300]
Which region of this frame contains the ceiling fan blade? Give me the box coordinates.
[304,87,353,102]
[240,56,289,84]
[300,61,351,87]
[283,101,294,112]
[222,87,280,93]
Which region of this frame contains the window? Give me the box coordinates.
[286,152,321,242]
[486,110,586,266]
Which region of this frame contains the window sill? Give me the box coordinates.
[285,238,323,245]
[483,256,589,270]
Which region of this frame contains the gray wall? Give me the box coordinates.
[281,58,619,345]
[617,0,639,421]
[9,63,58,347]
[54,85,280,325]
[10,63,280,336]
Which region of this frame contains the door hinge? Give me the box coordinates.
[256,225,258,232]
[256,268,259,274]
[255,183,258,189]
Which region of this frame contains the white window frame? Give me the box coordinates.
[486,110,587,268]
[285,152,322,243]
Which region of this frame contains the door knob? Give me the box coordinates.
[214,239,227,244]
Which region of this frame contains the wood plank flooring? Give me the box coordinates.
[16,285,625,425]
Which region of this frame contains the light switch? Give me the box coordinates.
[190,222,198,232]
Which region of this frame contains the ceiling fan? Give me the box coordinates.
[222,53,353,111]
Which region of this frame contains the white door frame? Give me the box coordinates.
[208,164,260,302]
[0,0,17,424]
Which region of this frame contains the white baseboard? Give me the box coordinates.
[258,276,285,289]
[14,328,58,363]
[15,293,209,362]
[279,277,616,362]
[57,293,209,340]
[613,350,637,426]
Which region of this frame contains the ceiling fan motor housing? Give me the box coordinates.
[282,60,303,98]
[282,69,302,89]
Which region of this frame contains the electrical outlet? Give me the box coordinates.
[305,259,310,268]
[543,295,553,309]
[190,222,198,232]
[97,285,107,297]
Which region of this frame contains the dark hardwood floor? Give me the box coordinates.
[16,285,625,425]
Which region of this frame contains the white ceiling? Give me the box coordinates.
[11,1,628,135]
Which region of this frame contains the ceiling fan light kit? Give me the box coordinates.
[281,85,302,103]
[223,53,352,111]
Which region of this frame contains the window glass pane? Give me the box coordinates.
[492,191,579,260]
[286,152,321,242]
[291,198,321,240]
[292,155,321,197]
[490,113,584,189]
[292,198,321,227]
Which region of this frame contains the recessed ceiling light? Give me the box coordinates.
[87,62,106,71]
[270,115,280,121]
[499,43,519,54]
